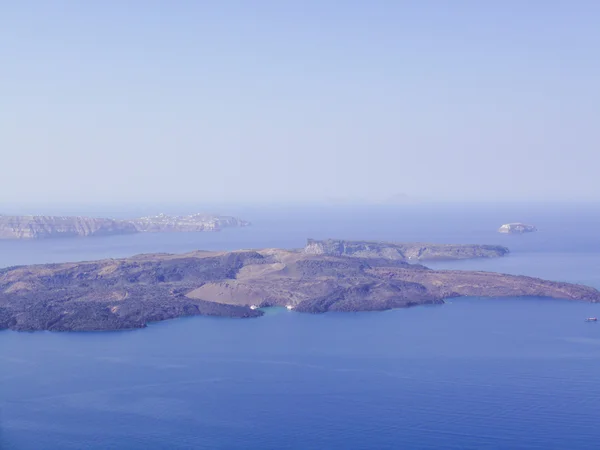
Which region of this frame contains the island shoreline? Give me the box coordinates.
[1,240,598,332]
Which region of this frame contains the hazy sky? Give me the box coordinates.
[2,1,599,204]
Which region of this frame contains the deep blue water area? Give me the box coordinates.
[2,203,600,449]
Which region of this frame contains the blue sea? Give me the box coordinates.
[2,203,600,449]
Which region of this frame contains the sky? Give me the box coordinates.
[1,1,599,205]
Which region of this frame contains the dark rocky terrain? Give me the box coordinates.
[1,240,599,332]
[0,213,249,239]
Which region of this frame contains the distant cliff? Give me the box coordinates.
[129,213,249,233]
[0,215,137,239]
[304,239,509,261]
[498,223,537,234]
[0,213,250,240]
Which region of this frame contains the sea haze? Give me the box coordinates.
[2,203,600,449]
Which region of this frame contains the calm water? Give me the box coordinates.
[2,203,600,449]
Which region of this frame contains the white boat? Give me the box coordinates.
[286,305,294,310]
[250,305,258,310]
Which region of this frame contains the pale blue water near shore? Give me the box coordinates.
[2,203,600,449]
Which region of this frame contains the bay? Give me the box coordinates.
[2,203,600,449]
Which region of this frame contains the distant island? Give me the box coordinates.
[305,239,509,260]
[1,239,598,332]
[498,223,537,234]
[0,213,250,240]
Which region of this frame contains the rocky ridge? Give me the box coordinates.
[305,239,509,260]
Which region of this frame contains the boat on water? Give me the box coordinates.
[585,317,598,322]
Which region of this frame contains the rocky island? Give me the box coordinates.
[0,213,249,239]
[305,239,509,260]
[1,239,598,332]
[498,223,537,234]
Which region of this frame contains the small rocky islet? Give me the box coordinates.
[498,223,538,234]
[1,239,598,332]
